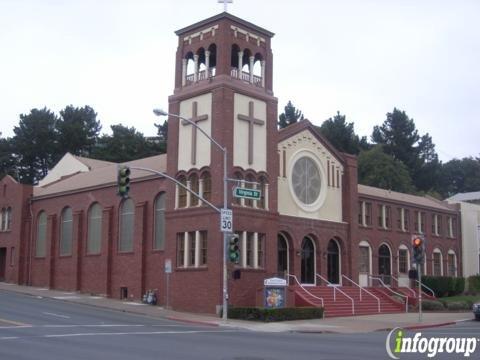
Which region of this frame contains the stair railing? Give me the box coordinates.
[316,273,355,315]
[287,274,324,307]
[341,274,381,313]
[369,275,409,313]
[414,279,436,298]
[389,274,417,297]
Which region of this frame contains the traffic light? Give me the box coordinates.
[117,165,131,198]
[412,235,425,264]
[228,233,240,264]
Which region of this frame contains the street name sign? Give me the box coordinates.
[233,187,261,200]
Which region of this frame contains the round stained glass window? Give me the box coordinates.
[291,156,321,205]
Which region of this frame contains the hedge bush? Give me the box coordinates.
[421,276,464,297]
[421,300,445,311]
[227,307,324,322]
[468,275,480,294]
[444,301,472,311]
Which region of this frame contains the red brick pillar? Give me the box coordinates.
[47,214,57,289]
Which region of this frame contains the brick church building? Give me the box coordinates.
[0,12,462,316]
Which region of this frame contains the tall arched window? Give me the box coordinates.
[6,207,12,231]
[87,203,102,254]
[201,172,211,204]
[0,208,5,231]
[189,174,199,206]
[245,174,255,207]
[60,207,73,256]
[154,193,166,250]
[36,211,47,258]
[233,172,243,206]
[177,176,187,208]
[119,199,134,252]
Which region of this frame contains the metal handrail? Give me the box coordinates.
[342,274,381,313]
[369,275,409,313]
[287,274,324,308]
[316,274,355,315]
[414,279,436,298]
[388,274,417,298]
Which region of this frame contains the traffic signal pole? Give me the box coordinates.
[418,265,423,322]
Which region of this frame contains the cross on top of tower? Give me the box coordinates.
[218,0,233,12]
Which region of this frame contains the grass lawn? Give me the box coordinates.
[439,295,480,304]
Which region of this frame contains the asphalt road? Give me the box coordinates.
[0,290,478,360]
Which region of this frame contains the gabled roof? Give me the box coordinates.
[358,184,456,211]
[33,154,167,199]
[447,191,480,202]
[278,119,346,165]
[175,12,274,38]
[72,155,113,170]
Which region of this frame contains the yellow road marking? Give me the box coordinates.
[0,318,30,327]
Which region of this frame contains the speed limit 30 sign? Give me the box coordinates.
[220,208,233,232]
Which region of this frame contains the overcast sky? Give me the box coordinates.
[1,0,478,161]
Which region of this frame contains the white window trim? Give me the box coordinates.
[433,248,443,276]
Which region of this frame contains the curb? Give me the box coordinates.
[376,321,458,332]
[165,316,220,327]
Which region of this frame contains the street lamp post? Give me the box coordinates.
[153,108,230,322]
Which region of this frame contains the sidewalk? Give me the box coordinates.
[0,282,473,334]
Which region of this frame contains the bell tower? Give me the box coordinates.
[165,12,278,312]
[166,12,277,212]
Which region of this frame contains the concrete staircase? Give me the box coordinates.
[294,285,406,317]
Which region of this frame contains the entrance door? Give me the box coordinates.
[301,238,315,284]
[277,234,289,277]
[378,244,391,286]
[0,248,6,281]
[327,240,340,284]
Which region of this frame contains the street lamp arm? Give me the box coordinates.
[128,166,221,213]
[153,109,226,153]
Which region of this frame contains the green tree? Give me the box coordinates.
[438,157,480,197]
[358,145,414,193]
[278,101,304,129]
[154,120,168,141]
[0,135,17,180]
[91,124,161,163]
[12,108,58,184]
[56,105,102,158]
[372,108,441,192]
[318,111,369,154]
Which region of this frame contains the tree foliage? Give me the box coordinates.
[91,124,164,163]
[318,111,369,155]
[56,105,102,158]
[371,108,442,193]
[278,101,304,129]
[358,145,414,193]
[439,157,480,197]
[12,108,58,184]
[0,135,16,180]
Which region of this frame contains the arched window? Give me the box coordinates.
[87,203,102,254]
[185,52,195,77]
[177,176,187,208]
[154,193,166,250]
[119,199,134,252]
[0,208,5,231]
[189,174,199,206]
[6,207,12,230]
[208,43,217,76]
[201,172,211,204]
[36,211,47,258]
[433,249,443,276]
[245,174,255,207]
[60,207,73,256]
[258,176,267,209]
[447,250,457,277]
